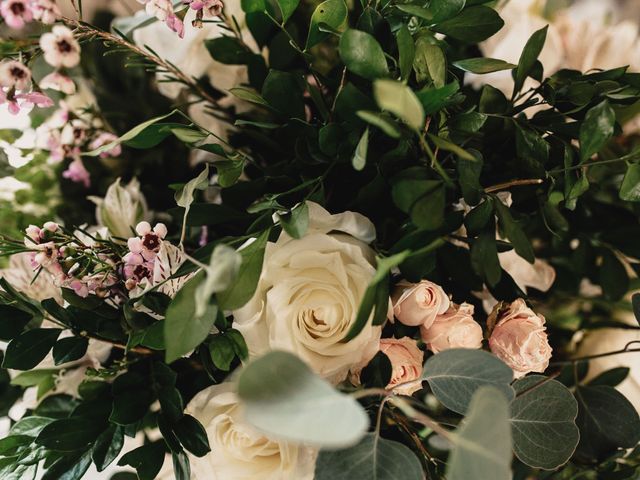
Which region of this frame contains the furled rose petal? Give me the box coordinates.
[379,337,424,395]
[186,383,317,480]
[233,202,383,384]
[421,302,483,353]
[393,280,450,328]
[488,299,552,378]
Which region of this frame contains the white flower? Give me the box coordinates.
[88,177,149,239]
[0,60,31,91]
[39,25,81,68]
[0,252,63,303]
[40,72,76,94]
[186,383,317,480]
[233,202,383,383]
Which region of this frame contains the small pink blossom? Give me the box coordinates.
[62,158,91,188]
[0,60,31,90]
[0,0,33,29]
[25,225,42,243]
[165,13,184,37]
[89,132,121,158]
[40,25,81,68]
[189,0,223,17]
[40,71,76,94]
[32,0,60,24]
[60,119,87,146]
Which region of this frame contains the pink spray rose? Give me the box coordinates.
[393,280,450,328]
[379,337,424,395]
[488,299,552,378]
[421,302,483,353]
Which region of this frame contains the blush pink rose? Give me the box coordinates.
[421,302,483,353]
[379,337,424,395]
[488,299,552,378]
[393,280,450,328]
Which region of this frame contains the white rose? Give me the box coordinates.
[89,177,149,239]
[232,202,383,383]
[186,383,317,480]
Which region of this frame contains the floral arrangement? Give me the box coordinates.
[0,0,639,479]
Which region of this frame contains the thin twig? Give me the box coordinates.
[484,178,544,193]
[550,341,640,367]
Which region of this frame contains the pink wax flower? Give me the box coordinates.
[89,132,121,158]
[62,158,91,188]
[0,60,31,90]
[0,0,33,29]
[189,0,223,17]
[32,0,61,24]
[40,71,76,94]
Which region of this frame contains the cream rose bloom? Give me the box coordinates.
[421,302,483,354]
[379,337,424,395]
[186,383,317,480]
[488,299,552,378]
[232,202,382,383]
[393,280,450,328]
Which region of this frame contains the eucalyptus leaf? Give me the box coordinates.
[237,351,369,447]
[422,349,514,414]
[314,433,423,480]
[510,376,579,469]
[447,386,512,480]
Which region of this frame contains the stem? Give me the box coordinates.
[61,16,222,108]
[484,178,544,193]
[389,396,453,441]
[547,150,640,175]
[550,341,640,367]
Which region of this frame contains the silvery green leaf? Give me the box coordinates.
[447,386,512,480]
[194,244,242,317]
[237,351,369,448]
[422,349,514,414]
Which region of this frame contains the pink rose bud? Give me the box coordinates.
[379,337,424,395]
[488,299,552,378]
[393,280,450,328]
[421,302,483,354]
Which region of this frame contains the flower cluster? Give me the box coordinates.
[38,25,80,94]
[123,221,169,291]
[0,59,53,115]
[392,280,552,379]
[0,0,60,30]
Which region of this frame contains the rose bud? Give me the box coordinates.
[421,302,483,353]
[393,280,450,328]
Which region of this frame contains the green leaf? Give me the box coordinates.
[194,244,241,317]
[339,29,389,81]
[92,425,124,471]
[360,351,392,388]
[275,0,299,23]
[588,367,630,387]
[343,251,410,342]
[173,415,211,457]
[413,40,446,87]
[374,80,424,131]
[84,110,177,157]
[238,351,369,447]
[579,100,616,162]
[226,329,249,359]
[171,127,207,145]
[575,385,640,461]
[3,328,62,370]
[494,201,535,263]
[513,26,548,96]
[276,202,310,239]
[433,6,504,43]
[110,372,153,425]
[447,386,512,480]
[395,4,433,20]
[164,271,219,363]
[470,229,501,286]
[204,36,254,64]
[262,70,306,119]
[118,443,166,480]
[396,25,415,81]
[306,0,348,49]
[428,133,475,161]
[52,337,88,366]
[352,128,369,171]
[422,349,514,415]
[314,433,424,480]
[633,293,640,325]
[356,111,401,138]
[510,376,579,469]
[217,229,270,311]
[42,450,92,480]
[599,249,629,301]
[458,149,484,205]
[208,334,236,371]
[464,199,494,235]
[416,81,461,115]
[453,57,516,74]
[0,305,32,340]
[619,163,640,201]
[10,416,54,437]
[431,0,465,22]
[36,418,103,451]
[172,451,190,480]
[228,87,269,106]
